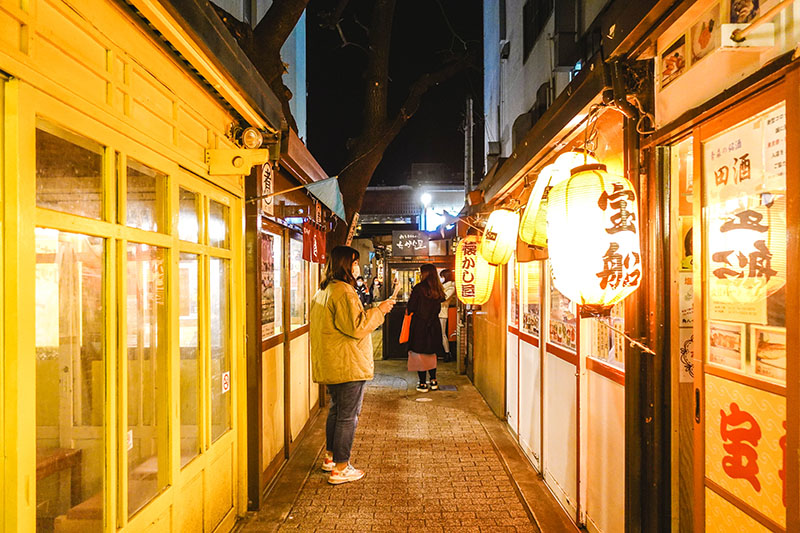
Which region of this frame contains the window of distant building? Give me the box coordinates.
[523,0,554,62]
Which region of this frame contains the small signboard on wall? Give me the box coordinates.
[260,163,274,216]
[392,231,429,257]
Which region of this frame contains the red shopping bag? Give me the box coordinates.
[399,312,413,344]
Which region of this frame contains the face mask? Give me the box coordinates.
[357,280,363,286]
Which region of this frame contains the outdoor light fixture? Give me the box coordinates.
[456,235,495,305]
[241,127,264,149]
[479,208,519,266]
[421,192,432,206]
[519,151,597,249]
[546,163,641,314]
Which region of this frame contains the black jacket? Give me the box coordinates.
[406,283,444,354]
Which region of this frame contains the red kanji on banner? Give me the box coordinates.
[720,402,762,492]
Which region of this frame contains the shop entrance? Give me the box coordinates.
[383,261,452,359]
[665,81,793,532]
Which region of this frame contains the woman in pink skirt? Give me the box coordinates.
[406,263,447,392]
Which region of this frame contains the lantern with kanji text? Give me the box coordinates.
[479,208,519,266]
[456,235,495,305]
[519,152,598,249]
[546,163,641,313]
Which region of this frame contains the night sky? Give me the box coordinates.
[306,0,483,186]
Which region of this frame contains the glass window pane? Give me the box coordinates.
[289,239,307,328]
[210,257,231,442]
[508,255,518,328]
[261,232,283,338]
[548,264,577,351]
[702,103,787,382]
[179,188,200,243]
[208,200,229,248]
[179,253,200,466]
[35,229,105,531]
[126,243,168,517]
[127,159,167,233]
[520,261,541,336]
[36,122,103,219]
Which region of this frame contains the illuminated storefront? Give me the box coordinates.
[0,0,286,531]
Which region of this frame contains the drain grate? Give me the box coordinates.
[438,385,457,391]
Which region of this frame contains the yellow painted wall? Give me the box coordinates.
[290,334,310,441]
[0,0,253,531]
[261,345,284,466]
[473,266,506,418]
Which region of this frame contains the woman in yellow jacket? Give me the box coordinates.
[310,246,394,484]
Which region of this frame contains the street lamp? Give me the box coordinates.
[420,192,432,230]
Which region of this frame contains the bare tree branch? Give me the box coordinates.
[319,0,352,29]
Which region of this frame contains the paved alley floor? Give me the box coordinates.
[240,361,577,533]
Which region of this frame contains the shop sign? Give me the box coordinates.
[455,235,495,305]
[705,374,786,527]
[392,231,429,257]
[704,105,786,322]
[303,221,326,264]
[261,163,274,216]
[345,212,359,246]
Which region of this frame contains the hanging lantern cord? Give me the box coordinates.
[590,317,656,356]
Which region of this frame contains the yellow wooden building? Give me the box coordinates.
[0,0,323,531]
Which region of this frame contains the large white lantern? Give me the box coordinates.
[519,152,598,248]
[456,235,495,305]
[479,209,519,266]
[547,163,641,313]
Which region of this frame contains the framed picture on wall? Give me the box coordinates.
[707,321,746,371]
[691,4,721,63]
[750,325,786,383]
[661,35,687,89]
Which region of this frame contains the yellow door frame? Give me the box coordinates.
[12,80,246,532]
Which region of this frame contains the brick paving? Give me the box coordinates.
[248,365,539,532]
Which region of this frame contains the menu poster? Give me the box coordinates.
[679,272,694,328]
[750,325,786,383]
[708,321,745,371]
[261,235,276,339]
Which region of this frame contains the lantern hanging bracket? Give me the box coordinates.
[585,312,656,356]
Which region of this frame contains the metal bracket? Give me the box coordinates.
[205,148,270,176]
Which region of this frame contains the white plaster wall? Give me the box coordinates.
[484,0,501,173]
[519,339,541,471]
[586,372,625,533]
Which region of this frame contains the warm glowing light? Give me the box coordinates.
[479,209,519,266]
[547,163,641,313]
[241,127,264,149]
[519,152,597,248]
[456,235,495,305]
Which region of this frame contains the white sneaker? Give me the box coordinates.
[328,463,365,485]
[321,451,335,472]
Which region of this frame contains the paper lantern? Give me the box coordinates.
[456,235,495,305]
[546,163,641,313]
[519,152,598,248]
[479,209,519,266]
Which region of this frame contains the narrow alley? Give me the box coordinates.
[240,361,577,533]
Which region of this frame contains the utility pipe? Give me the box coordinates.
[731,0,794,42]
